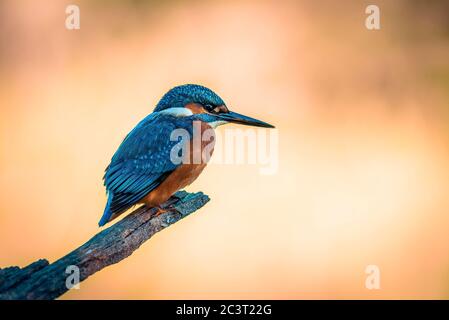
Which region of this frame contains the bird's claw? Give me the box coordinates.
[160,195,182,209]
[152,206,169,217]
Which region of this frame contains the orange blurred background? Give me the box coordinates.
[1,0,449,299]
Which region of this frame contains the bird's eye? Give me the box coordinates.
[204,104,227,114]
[204,104,215,112]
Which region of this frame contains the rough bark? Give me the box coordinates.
[0,190,209,300]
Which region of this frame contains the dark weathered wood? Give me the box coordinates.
[0,190,209,300]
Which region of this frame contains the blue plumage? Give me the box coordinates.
[99,84,273,227]
[99,113,195,226]
[154,84,225,112]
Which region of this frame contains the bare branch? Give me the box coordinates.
[0,191,210,300]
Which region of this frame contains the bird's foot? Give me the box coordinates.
[153,194,183,217]
[152,206,169,217]
[160,195,182,209]
[169,194,182,203]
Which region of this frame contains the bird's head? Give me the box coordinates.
[154,84,274,128]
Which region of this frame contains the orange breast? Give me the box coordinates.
[140,121,215,207]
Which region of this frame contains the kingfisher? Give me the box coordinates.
[98,84,274,226]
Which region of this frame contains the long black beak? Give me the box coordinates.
[217,111,275,128]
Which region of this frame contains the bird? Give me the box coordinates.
[98,84,274,226]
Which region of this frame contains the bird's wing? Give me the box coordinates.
[103,113,186,216]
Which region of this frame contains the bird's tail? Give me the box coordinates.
[98,194,113,227]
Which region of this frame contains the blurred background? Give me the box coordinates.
[1,0,449,299]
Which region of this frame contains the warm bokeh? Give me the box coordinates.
[1,0,449,299]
